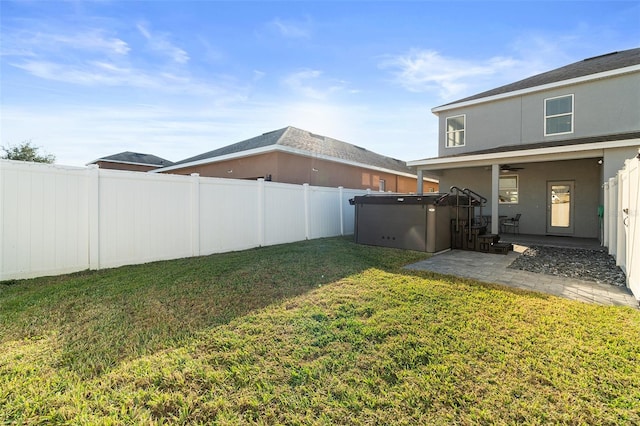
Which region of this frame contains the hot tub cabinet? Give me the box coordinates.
[353,190,513,254]
[353,194,459,253]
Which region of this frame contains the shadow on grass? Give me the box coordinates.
[1,236,429,377]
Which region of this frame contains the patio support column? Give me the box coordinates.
[491,164,500,235]
[416,169,424,195]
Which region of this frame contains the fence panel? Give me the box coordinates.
[1,160,369,281]
[308,186,342,239]
[263,182,306,246]
[98,170,193,269]
[199,177,261,254]
[0,161,90,280]
[342,189,366,235]
[624,155,639,298]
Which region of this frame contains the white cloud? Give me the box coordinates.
[1,28,130,57]
[137,22,190,64]
[282,69,348,100]
[381,49,529,100]
[269,17,311,39]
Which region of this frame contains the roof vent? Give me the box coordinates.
[309,132,325,140]
[583,51,618,61]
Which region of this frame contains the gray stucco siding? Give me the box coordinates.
[437,72,640,157]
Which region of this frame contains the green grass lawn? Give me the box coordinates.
[1,237,639,424]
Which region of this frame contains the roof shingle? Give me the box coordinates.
[439,47,640,107]
[93,151,174,167]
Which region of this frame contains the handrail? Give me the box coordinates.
[449,186,489,242]
[449,186,464,232]
[462,188,487,231]
[434,193,450,205]
[462,187,487,205]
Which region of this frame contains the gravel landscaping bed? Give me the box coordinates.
[507,245,627,287]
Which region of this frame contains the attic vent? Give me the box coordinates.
[583,51,618,61]
[353,145,367,151]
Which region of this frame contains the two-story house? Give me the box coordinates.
[409,48,640,239]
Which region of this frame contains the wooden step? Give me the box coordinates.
[489,242,513,254]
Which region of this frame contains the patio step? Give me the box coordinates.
[489,242,513,255]
[477,234,500,252]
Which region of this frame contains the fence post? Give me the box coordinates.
[616,170,626,269]
[609,177,617,257]
[258,178,265,246]
[0,161,5,278]
[603,181,609,247]
[303,183,310,240]
[88,164,100,270]
[191,173,200,257]
[338,186,344,236]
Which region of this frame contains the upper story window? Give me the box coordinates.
[545,94,573,135]
[446,115,465,147]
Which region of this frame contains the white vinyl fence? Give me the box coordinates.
[603,149,640,301]
[0,160,367,281]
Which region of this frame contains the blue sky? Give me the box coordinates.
[1,1,639,167]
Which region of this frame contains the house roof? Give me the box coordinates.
[88,151,174,167]
[164,126,418,176]
[436,47,640,110]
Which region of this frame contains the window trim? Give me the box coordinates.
[544,94,574,136]
[499,174,519,205]
[445,114,466,148]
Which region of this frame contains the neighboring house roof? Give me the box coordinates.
[159,126,423,178]
[87,151,174,167]
[434,47,640,111]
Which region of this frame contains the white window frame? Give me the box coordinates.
[544,94,574,136]
[499,175,519,204]
[445,114,466,148]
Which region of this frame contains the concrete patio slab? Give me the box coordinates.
[405,247,638,308]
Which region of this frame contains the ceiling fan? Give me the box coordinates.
[500,164,524,173]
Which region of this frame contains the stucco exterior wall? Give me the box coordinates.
[436,158,601,238]
[438,72,640,157]
[160,151,438,193]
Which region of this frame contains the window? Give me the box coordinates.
[379,179,385,192]
[545,94,573,135]
[446,115,465,147]
[499,175,518,204]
